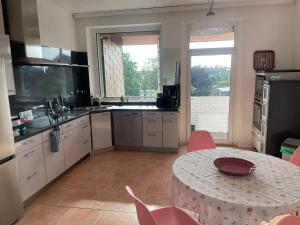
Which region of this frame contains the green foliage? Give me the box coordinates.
[191,65,231,96]
[123,52,159,96]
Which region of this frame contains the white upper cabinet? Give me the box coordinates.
[0,35,15,95]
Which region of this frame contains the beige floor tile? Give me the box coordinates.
[95,211,138,225]
[56,208,100,225]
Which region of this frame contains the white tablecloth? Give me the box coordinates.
[171,149,300,225]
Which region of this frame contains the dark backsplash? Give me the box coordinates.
[9,65,90,116]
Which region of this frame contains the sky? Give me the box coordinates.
[122,40,233,70]
[122,45,158,71]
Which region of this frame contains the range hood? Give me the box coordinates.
[4,0,70,66]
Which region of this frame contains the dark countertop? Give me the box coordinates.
[14,105,179,143]
[14,111,90,143]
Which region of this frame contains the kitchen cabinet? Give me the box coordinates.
[79,117,92,157]
[0,35,15,95]
[91,112,112,150]
[15,134,46,201]
[42,128,65,184]
[63,127,80,169]
[142,112,162,147]
[113,111,142,148]
[163,112,179,148]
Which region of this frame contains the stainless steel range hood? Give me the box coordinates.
[5,0,69,66]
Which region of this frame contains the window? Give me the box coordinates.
[97,31,160,98]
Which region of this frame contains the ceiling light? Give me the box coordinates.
[206,0,215,16]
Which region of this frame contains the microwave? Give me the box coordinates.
[254,75,265,102]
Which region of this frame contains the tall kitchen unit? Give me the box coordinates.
[252,70,300,157]
[0,35,23,225]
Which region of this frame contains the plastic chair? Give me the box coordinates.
[187,131,216,152]
[289,147,300,167]
[125,186,201,225]
[273,215,300,225]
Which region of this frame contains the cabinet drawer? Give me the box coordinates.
[79,138,91,158]
[42,127,62,143]
[81,122,91,140]
[142,111,162,119]
[78,115,90,125]
[143,118,162,132]
[163,112,178,120]
[15,134,42,154]
[20,166,46,201]
[16,144,44,179]
[143,133,162,147]
[62,119,79,133]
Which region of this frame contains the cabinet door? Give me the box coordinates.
[0,35,15,95]
[143,118,162,133]
[91,112,112,150]
[163,112,179,148]
[63,128,80,169]
[43,140,65,184]
[79,138,92,158]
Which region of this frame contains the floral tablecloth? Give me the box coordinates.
[171,149,300,225]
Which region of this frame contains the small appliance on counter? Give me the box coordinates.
[156,84,180,108]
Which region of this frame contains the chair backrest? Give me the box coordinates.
[125,186,156,225]
[275,215,300,225]
[187,130,216,152]
[289,146,300,167]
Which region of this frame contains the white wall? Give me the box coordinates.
[75,3,296,147]
[294,0,300,67]
[37,0,77,50]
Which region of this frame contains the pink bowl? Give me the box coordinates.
[214,157,255,176]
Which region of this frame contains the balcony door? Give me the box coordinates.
[189,31,235,143]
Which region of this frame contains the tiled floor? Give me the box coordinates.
[17,148,184,225]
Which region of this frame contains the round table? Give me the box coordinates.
[171,149,300,225]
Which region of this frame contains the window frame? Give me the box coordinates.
[96,30,161,101]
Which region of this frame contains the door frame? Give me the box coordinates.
[187,42,236,145]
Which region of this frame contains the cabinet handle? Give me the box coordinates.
[82,124,89,128]
[64,134,69,138]
[148,133,157,137]
[83,140,89,144]
[23,150,35,158]
[27,171,38,180]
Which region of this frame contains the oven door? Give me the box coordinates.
[253,102,262,132]
[262,102,269,123]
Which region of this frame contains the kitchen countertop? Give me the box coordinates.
[14,105,179,143]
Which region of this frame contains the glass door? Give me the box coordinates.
[189,31,234,143]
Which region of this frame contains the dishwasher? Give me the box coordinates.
[113,111,142,148]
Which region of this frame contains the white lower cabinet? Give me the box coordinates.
[63,127,80,169]
[79,121,92,158]
[91,112,112,150]
[143,132,162,147]
[163,112,179,148]
[42,139,65,184]
[16,136,46,201]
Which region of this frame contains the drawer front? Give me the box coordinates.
[143,133,162,147]
[81,122,91,140]
[16,144,44,179]
[163,112,178,120]
[20,166,46,201]
[42,127,62,143]
[143,118,162,132]
[78,115,90,125]
[62,119,79,133]
[79,138,91,158]
[15,134,43,154]
[142,111,162,119]
[43,140,65,184]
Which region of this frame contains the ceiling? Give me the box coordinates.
[42,0,289,14]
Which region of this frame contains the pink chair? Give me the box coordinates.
[187,131,216,152]
[273,215,300,225]
[125,186,201,225]
[289,147,300,167]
